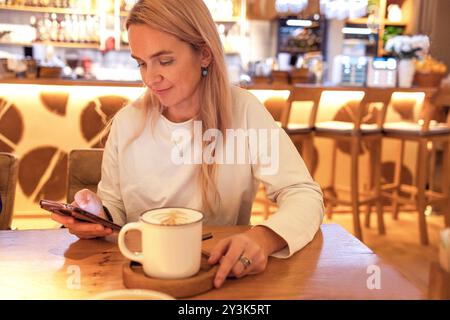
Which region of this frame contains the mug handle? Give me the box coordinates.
[118,222,144,264]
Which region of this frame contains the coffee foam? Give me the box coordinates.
[142,209,202,226]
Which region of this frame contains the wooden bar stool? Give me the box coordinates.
[0,152,19,230]
[247,86,293,219]
[66,148,104,203]
[285,86,323,175]
[315,89,393,241]
[382,89,450,245]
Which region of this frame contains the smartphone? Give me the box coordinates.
[40,199,122,231]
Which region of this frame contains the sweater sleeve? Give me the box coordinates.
[244,91,324,258]
[97,117,127,226]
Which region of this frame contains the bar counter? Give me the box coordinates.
[0,78,444,217]
[0,78,143,87]
[0,77,440,92]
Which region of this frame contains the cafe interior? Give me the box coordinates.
[0,0,450,300]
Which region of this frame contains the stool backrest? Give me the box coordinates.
[433,86,450,126]
[358,89,393,130]
[384,88,438,133]
[264,96,290,127]
[289,87,323,128]
[312,88,393,131]
[247,86,293,128]
[66,149,103,203]
[0,152,19,230]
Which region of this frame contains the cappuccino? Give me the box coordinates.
[118,208,204,279]
[142,209,202,226]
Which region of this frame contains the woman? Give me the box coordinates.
[51,0,324,288]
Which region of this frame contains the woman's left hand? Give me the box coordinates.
[207,226,286,288]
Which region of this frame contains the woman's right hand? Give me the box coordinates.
[50,189,113,239]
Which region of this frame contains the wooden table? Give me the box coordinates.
[0,224,423,299]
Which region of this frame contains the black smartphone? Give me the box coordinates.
[40,199,122,231]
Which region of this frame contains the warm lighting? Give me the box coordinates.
[391,92,426,106]
[275,0,308,14]
[316,91,365,121]
[320,0,368,20]
[0,84,145,99]
[342,27,373,35]
[387,4,403,23]
[249,90,291,104]
[286,19,313,27]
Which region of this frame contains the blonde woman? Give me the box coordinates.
[51,0,324,288]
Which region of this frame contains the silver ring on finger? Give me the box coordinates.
[239,254,252,269]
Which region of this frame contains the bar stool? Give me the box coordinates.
[256,88,321,219]
[285,86,323,175]
[382,89,450,245]
[0,152,19,230]
[66,148,104,203]
[247,86,293,219]
[315,89,393,241]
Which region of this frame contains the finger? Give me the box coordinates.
[74,189,91,209]
[208,238,231,264]
[51,213,74,225]
[69,228,113,239]
[68,230,98,239]
[243,252,268,276]
[66,221,105,233]
[214,240,245,288]
[231,255,249,278]
[232,247,259,278]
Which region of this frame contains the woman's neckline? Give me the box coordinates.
[159,105,199,126]
[159,113,194,126]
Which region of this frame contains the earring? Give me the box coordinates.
[201,67,208,77]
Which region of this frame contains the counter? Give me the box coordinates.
[0,79,444,217]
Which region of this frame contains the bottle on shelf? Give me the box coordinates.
[29,12,100,44]
[122,0,137,12]
[50,13,59,41]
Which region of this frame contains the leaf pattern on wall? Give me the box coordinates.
[18,146,68,203]
[0,98,24,153]
[81,95,129,148]
[40,92,69,117]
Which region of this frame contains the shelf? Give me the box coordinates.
[346,17,380,26]
[36,40,100,48]
[0,40,100,49]
[0,4,103,15]
[383,21,407,27]
[346,17,406,27]
[213,18,240,24]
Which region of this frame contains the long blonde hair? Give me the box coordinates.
[126,0,232,216]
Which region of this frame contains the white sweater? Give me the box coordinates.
[97,86,324,258]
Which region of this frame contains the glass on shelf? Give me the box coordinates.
[122,0,137,12]
[65,51,79,79]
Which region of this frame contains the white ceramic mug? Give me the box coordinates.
[118,207,204,279]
